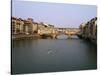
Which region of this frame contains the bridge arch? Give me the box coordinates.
[53,28,80,39]
[55,31,78,39]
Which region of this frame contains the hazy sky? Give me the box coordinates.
[12,1,97,28]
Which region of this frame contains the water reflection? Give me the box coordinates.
[57,34,78,39]
[12,36,97,74]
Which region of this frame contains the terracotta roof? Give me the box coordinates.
[11,17,17,20]
[33,22,38,24]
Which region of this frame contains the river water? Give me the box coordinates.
[12,35,97,74]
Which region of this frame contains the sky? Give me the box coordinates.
[12,1,97,28]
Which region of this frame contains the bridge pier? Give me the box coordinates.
[67,34,72,39]
[52,34,57,39]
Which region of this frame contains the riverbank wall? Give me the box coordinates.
[77,33,97,44]
[12,34,41,40]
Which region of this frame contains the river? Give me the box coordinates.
[12,35,97,74]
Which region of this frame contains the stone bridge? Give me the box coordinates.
[53,28,80,38]
[38,28,80,38]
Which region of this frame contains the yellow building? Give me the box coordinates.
[79,22,86,37]
[37,22,55,35]
[12,17,17,34]
[11,17,24,34]
[79,17,97,42]
[32,22,38,34]
[24,19,33,34]
[91,17,97,40]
